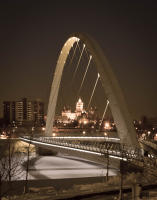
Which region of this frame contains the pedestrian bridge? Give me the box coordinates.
[19,136,157,173]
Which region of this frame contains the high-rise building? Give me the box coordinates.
[3,101,16,124]
[22,98,27,120]
[27,101,33,121]
[11,101,16,122]
[33,99,44,125]
[3,101,11,123]
[15,98,33,125]
[15,100,23,123]
[3,98,44,126]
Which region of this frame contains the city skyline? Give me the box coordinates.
[1,1,157,119]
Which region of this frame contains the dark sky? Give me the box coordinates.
[0,0,157,119]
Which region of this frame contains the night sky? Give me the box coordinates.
[0,0,157,119]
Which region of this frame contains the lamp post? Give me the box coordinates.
[119,145,124,200]
[24,127,34,193]
[106,146,109,181]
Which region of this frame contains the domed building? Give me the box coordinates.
[75,98,85,117]
[61,98,85,123]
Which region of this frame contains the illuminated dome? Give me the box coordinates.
[75,98,84,116]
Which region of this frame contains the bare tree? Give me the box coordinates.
[0,138,23,199]
[119,144,125,200]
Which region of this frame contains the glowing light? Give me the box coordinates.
[104,121,111,130]
[104,132,107,136]
[78,98,82,103]
[83,120,88,125]
[42,127,45,131]
[154,134,157,141]
[148,131,151,135]
[0,135,8,139]
[67,113,76,120]
[105,122,110,128]
[52,133,56,137]
[82,131,86,135]
[109,155,127,161]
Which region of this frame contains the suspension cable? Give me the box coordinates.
[87,73,100,110]
[72,44,85,81]
[76,41,82,54]
[78,55,92,96]
[100,100,109,127]
[85,47,90,58]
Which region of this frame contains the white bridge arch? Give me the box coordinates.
[46,33,139,148]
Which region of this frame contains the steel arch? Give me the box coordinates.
[46,33,139,148]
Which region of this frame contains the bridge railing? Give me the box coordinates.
[20,135,156,162]
[19,135,157,178]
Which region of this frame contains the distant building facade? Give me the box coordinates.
[3,101,16,123]
[3,98,44,126]
[147,117,157,128]
[61,98,84,122]
[33,100,45,125]
[56,98,99,127]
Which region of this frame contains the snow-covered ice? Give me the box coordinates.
[28,155,118,179]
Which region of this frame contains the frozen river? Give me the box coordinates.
[27,155,118,179]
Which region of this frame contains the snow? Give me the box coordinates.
[28,155,117,179]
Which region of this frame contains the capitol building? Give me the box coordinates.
[55,98,98,127]
[54,98,114,131]
[62,98,85,120]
